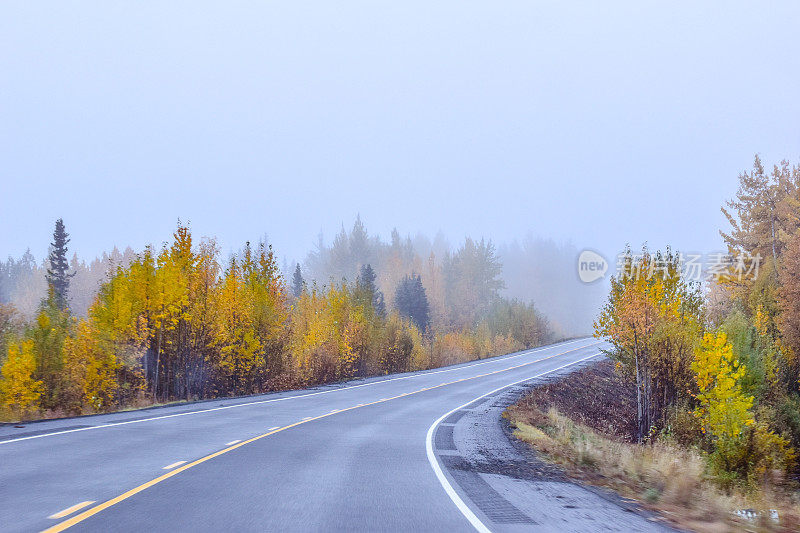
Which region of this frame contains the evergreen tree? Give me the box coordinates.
[32,288,71,410]
[374,291,386,319]
[357,264,385,317]
[46,219,73,310]
[350,215,370,268]
[359,263,377,291]
[394,273,430,331]
[291,263,305,297]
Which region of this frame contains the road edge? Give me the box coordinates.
[425,350,602,533]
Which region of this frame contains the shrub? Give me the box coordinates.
[708,421,796,490]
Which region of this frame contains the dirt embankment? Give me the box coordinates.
[514,359,638,441]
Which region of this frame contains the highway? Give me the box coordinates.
[0,338,610,532]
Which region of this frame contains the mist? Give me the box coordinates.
[2,1,798,336]
[2,2,799,282]
[0,217,605,336]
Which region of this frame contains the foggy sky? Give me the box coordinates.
[2,1,799,267]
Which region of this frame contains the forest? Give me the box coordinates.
[596,156,800,491]
[0,219,561,420]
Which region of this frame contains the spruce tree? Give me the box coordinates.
[359,263,377,292]
[373,290,386,318]
[291,263,305,297]
[46,218,73,310]
[394,273,429,331]
[358,264,385,317]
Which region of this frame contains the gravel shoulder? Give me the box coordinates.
[432,357,674,532]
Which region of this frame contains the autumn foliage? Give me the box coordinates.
[595,247,701,441]
[597,156,800,491]
[0,222,552,420]
[0,340,42,416]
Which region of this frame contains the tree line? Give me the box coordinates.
[596,155,800,489]
[0,220,552,419]
[1,217,604,337]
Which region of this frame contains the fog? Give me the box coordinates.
[0,218,604,336]
[2,2,799,334]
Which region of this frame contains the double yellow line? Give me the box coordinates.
[43,341,598,532]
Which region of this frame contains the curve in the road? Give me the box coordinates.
[426,351,600,533]
[41,340,600,533]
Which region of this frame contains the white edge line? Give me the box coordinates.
[0,338,596,446]
[48,501,95,519]
[425,351,602,533]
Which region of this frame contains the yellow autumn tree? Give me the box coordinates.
[212,256,264,394]
[692,332,754,439]
[382,313,427,373]
[595,247,701,441]
[242,242,288,386]
[1,340,43,417]
[328,283,359,379]
[693,331,795,485]
[287,282,370,385]
[62,320,118,413]
[151,231,191,399]
[287,286,326,385]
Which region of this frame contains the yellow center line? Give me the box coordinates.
[42,342,599,533]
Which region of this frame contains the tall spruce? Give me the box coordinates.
[358,263,385,317]
[291,263,305,297]
[394,273,429,331]
[46,218,73,310]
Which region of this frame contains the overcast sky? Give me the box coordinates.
[2,1,799,266]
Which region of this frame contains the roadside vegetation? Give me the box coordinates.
[0,219,553,422]
[507,362,800,532]
[509,156,800,531]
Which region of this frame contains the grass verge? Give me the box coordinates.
[506,361,800,532]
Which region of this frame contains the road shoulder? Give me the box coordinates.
[430,358,673,532]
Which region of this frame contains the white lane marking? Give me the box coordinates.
[425,351,602,533]
[48,501,95,519]
[162,461,186,470]
[329,409,339,413]
[0,338,596,446]
[225,440,241,446]
[302,417,312,421]
[268,426,280,431]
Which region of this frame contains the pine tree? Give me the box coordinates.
[292,263,305,297]
[46,218,74,310]
[394,274,430,331]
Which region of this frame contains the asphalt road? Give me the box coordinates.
[0,338,608,532]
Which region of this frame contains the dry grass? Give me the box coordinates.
[507,404,800,532]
